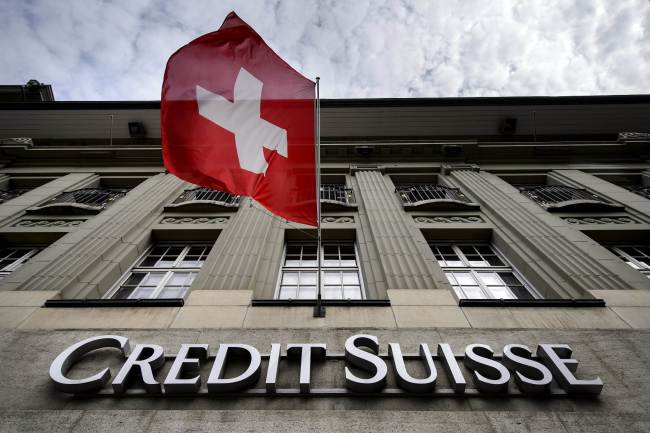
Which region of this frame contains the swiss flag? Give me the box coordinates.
[161,12,317,226]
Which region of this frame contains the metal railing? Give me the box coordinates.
[320,184,355,206]
[39,188,127,210]
[628,186,650,200]
[395,184,472,206]
[173,187,240,206]
[519,185,612,208]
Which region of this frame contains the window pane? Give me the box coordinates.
[286,245,301,256]
[487,286,515,299]
[299,272,317,286]
[323,245,338,259]
[285,257,301,267]
[342,272,359,285]
[167,272,193,286]
[344,286,362,299]
[461,285,485,299]
[130,286,156,299]
[158,286,188,298]
[323,285,342,299]
[445,272,457,285]
[340,245,355,256]
[324,272,341,285]
[484,255,505,266]
[453,272,476,286]
[279,286,297,299]
[297,286,317,299]
[282,272,298,285]
[340,257,357,267]
[477,272,500,286]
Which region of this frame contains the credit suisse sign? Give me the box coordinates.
[50,334,603,396]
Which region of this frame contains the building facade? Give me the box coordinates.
[0,94,649,432]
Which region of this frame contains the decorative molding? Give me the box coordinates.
[321,216,354,224]
[618,132,650,142]
[0,137,33,146]
[562,216,638,225]
[159,216,229,224]
[441,163,480,175]
[413,215,484,224]
[12,219,86,228]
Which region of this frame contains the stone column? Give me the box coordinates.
[451,170,649,297]
[190,198,285,298]
[5,173,186,297]
[354,170,448,294]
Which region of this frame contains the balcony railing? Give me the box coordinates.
[628,186,650,200]
[30,188,127,214]
[320,184,356,207]
[166,187,240,212]
[519,185,623,212]
[395,184,478,210]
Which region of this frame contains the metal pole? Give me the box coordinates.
[313,77,325,318]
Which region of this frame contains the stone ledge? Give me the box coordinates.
[589,290,650,307]
[170,306,247,328]
[0,290,59,307]
[185,290,252,306]
[387,289,457,306]
[392,306,470,328]
[18,307,180,329]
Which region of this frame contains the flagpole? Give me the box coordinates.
[313,77,325,318]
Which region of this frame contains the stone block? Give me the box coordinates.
[244,306,397,328]
[590,290,650,307]
[611,307,650,329]
[0,290,59,306]
[393,305,469,328]
[185,289,252,306]
[18,307,179,329]
[0,307,37,328]
[0,410,82,433]
[387,289,457,305]
[170,306,247,328]
[463,307,630,329]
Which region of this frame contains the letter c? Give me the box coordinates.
[49,335,129,393]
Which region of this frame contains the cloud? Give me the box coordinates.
[0,0,647,100]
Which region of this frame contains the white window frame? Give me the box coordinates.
[275,241,365,300]
[0,247,41,279]
[606,245,650,278]
[104,243,212,300]
[430,242,540,300]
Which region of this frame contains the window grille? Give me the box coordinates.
[606,245,650,279]
[0,189,27,204]
[518,185,616,210]
[109,243,212,300]
[320,184,355,206]
[429,243,537,300]
[39,188,126,210]
[396,185,472,206]
[278,242,363,300]
[173,187,240,207]
[0,247,40,281]
[627,186,650,200]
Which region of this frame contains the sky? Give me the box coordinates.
[0,0,648,100]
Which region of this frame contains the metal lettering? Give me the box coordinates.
[49,335,129,393]
[207,344,262,392]
[287,343,327,393]
[389,343,437,392]
[464,344,511,393]
[265,343,282,393]
[437,343,466,393]
[537,344,603,395]
[163,344,209,394]
[344,334,388,392]
[502,344,553,394]
[112,344,165,394]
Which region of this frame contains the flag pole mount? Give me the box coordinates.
[313,76,325,318]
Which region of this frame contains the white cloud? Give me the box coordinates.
[0,0,647,100]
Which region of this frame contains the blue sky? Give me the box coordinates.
[1,0,648,100]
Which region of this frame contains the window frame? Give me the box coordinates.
[429,242,540,300]
[606,245,650,278]
[275,241,366,300]
[104,243,213,300]
[0,247,41,279]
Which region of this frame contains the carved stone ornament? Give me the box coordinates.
[12,219,86,227]
[562,216,638,225]
[413,216,484,224]
[159,216,229,224]
[321,216,354,223]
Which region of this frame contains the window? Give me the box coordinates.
[0,247,40,280]
[429,243,537,300]
[606,245,650,279]
[518,185,621,212]
[108,244,212,299]
[320,184,356,206]
[277,242,363,300]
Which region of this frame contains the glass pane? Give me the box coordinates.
[141,272,165,286]
[286,245,301,256]
[453,272,476,286]
[123,273,146,286]
[438,245,454,255]
[342,272,359,285]
[443,255,463,267]
[324,272,341,285]
[344,286,362,299]
[340,245,355,256]
[140,256,159,267]
[285,258,301,267]
[445,273,457,285]
[282,272,298,285]
[323,245,338,259]
[279,286,297,299]
[187,246,205,256]
[476,245,493,255]
[130,286,155,299]
[340,257,357,267]
[113,286,135,299]
[167,272,193,286]
[299,272,317,285]
[485,255,505,266]
[498,272,520,285]
[323,259,339,267]
[487,286,515,299]
[158,286,188,298]
[510,285,533,300]
[297,286,317,299]
[459,245,477,255]
[323,285,342,299]
[302,258,318,267]
[477,272,500,286]
[466,255,486,266]
[461,285,485,299]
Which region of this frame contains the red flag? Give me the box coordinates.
[161,12,317,226]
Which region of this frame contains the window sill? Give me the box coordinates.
[458,298,606,308]
[251,299,390,307]
[43,298,184,308]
